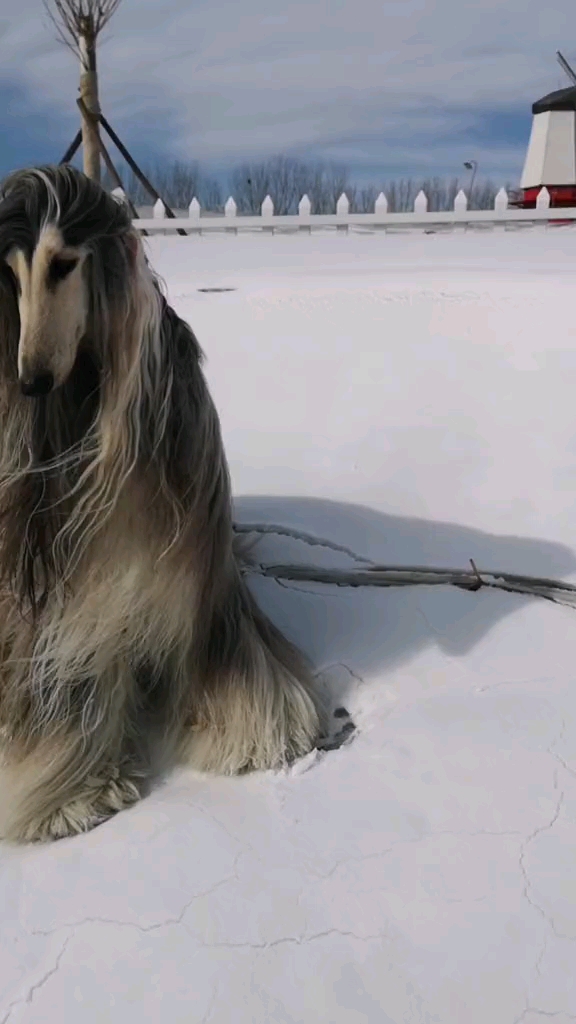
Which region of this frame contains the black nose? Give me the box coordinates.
[20,372,55,397]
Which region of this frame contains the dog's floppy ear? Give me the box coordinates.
[0,261,21,372]
[124,230,140,270]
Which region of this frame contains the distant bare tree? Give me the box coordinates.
[200,178,223,213]
[43,0,123,182]
[103,159,223,212]
[230,156,310,214]
[230,162,272,214]
[470,179,503,210]
[149,161,202,209]
[350,185,379,213]
[230,156,353,215]
[316,164,350,213]
[383,178,411,213]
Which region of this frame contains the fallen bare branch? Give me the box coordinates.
[235,524,576,610]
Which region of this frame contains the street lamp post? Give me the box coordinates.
[463,160,478,205]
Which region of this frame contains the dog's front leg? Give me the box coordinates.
[2,656,149,843]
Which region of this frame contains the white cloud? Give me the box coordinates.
[0,0,572,179]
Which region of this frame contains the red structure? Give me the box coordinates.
[512,184,576,209]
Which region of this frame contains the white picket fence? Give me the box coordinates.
[111,186,576,235]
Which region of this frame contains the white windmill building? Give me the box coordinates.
[514,51,576,208]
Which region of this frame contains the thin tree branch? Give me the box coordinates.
[43,0,123,54]
[42,0,82,58]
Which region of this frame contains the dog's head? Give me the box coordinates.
[0,165,136,396]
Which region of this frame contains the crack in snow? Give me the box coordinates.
[198,981,220,1024]
[311,827,523,883]
[550,716,576,780]
[1,935,70,1024]
[205,926,386,951]
[475,675,557,694]
[533,936,547,980]
[194,805,258,858]
[334,662,365,686]
[554,752,576,779]
[415,603,452,646]
[515,1010,576,1022]
[314,660,365,699]
[518,780,572,942]
[28,867,238,940]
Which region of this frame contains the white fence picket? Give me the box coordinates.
[536,186,551,210]
[298,194,311,218]
[454,189,468,212]
[494,188,509,214]
[298,193,311,232]
[189,197,201,220]
[261,195,274,218]
[414,190,428,213]
[336,192,349,232]
[224,196,237,233]
[336,193,350,215]
[374,192,388,215]
[153,198,166,219]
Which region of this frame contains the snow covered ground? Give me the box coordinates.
[3,226,576,1022]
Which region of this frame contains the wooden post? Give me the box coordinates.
[78,99,118,186]
[97,112,187,235]
[78,20,101,182]
[76,98,146,233]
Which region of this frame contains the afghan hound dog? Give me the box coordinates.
[0,164,324,843]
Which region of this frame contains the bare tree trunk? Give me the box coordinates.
[79,24,101,182]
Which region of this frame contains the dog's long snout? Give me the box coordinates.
[19,370,55,397]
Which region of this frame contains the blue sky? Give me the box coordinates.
[0,0,573,190]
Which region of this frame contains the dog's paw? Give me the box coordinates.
[316,705,357,752]
[16,774,141,843]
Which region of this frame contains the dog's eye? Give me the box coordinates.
[48,256,78,283]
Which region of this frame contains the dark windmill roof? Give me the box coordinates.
[533,85,576,114]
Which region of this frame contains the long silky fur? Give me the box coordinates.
[0,165,324,843]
